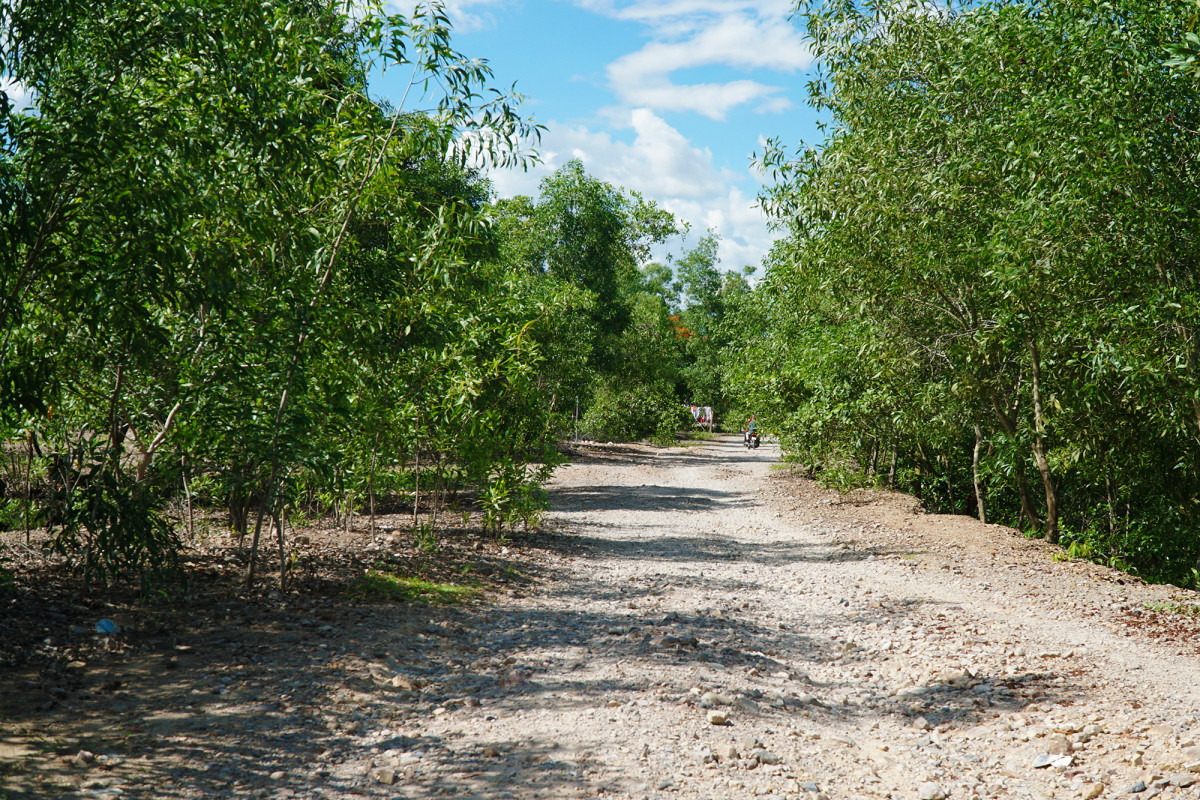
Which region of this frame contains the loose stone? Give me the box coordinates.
[917,782,948,800]
[371,767,397,785]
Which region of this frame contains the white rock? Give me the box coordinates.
[917,781,948,800]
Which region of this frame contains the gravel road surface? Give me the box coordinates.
[5,434,1200,800]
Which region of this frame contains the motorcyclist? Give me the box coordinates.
[744,415,757,446]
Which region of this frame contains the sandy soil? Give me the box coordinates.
[3,434,1200,800]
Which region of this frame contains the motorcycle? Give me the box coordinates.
[744,430,760,449]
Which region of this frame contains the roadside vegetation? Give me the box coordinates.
[5,0,1200,598]
[724,0,1200,588]
[0,0,747,597]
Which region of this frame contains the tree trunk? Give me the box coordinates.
[1028,339,1059,543]
[972,423,987,525]
[230,483,250,546]
[245,504,269,589]
[412,440,421,528]
[275,506,287,592]
[942,455,956,514]
[25,431,33,544]
[182,455,195,540]
[1105,475,1117,537]
[1185,344,1200,438]
[369,431,379,536]
[990,390,1042,530]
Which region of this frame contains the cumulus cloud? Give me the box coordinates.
[579,0,794,25]
[492,108,726,198]
[489,110,775,269]
[381,0,505,32]
[662,186,771,269]
[586,1,812,119]
[438,0,507,32]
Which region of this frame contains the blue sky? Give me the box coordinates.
[376,0,822,271]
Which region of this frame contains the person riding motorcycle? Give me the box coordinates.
[744,415,758,447]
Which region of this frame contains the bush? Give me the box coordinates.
[582,383,689,445]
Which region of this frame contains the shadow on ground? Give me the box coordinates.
[0,436,1077,799]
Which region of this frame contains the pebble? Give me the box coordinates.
[371,767,397,785]
[749,748,781,765]
[700,692,734,707]
[1045,734,1072,755]
[917,782,947,800]
[13,443,1200,800]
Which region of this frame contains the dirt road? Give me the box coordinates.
[5,435,1200,799]
[382,434,1200,800]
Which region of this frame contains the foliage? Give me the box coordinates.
[731,0,1200,585]
[0,0,552,593]
[581,382,690,445]
[491,160,694,443]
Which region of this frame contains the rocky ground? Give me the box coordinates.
[3,435,1200,800]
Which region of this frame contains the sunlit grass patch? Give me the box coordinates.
[1145,600,1200,617]
[353,570,482,605]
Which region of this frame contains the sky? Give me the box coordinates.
[375,0,822,272]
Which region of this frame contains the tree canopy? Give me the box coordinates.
[730,0,1200,586]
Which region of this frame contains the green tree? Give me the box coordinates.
[745,0,1200,583]
[492,161,686,442]
[0,0,544,590]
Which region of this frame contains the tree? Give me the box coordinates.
[0,0,545,590]
[491,161,686,442]
[744,0,1200,583]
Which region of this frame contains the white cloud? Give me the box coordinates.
[492,108,726,198]
[579,0,794,25]
[601,8,812,120]
[662,186,771,270]
[488,110,777,270]
[439,0,507,32]
[382,0,506,33]
[1,76,35,112]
